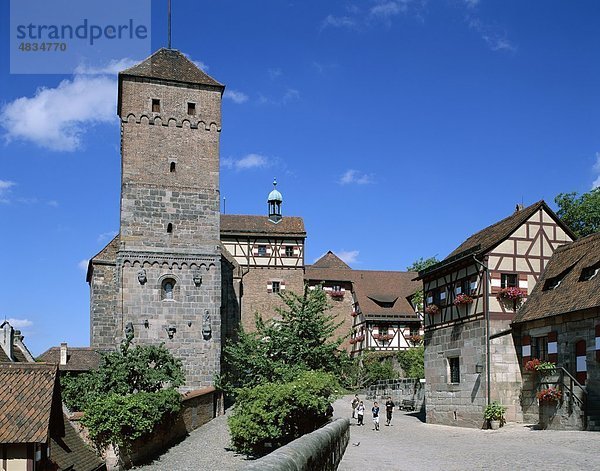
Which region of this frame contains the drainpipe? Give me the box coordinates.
[473,255,491,407]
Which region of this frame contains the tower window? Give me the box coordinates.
[187,102,196,115]
[449,357,460,383]
[285,246,294,257]
[167,223,173,233]
[272,281,281,293]
[170,162,176,173]
[161,278,176,300]
[152,99,160,113]
[257,245,267,257]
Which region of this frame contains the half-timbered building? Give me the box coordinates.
[220,180,306,332]
[305,252,421,354]
[418,201,575,427]
[512,232,600,430]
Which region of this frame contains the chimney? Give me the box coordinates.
[515,203,524,212]
[60,342,68,366]
[1,322,14,361]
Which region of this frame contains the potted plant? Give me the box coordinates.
[453,294,473,306]
[537,387,562,429]
[484,401,506,430]
[524,358,556,374]
[537,387,562,403]
[496,287,526,309]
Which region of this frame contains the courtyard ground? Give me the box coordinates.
[136,394,600,470]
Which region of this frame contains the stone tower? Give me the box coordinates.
[88,48,225,390]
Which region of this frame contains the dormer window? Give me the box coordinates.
[543,275,562,291]
[580,261,600,281]
[187,102,196,115]
[152,99,160,113]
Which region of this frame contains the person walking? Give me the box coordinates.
[385,396,395,426]
[372,402,380,431]
[356,401,365,426]
[351,394,359,419]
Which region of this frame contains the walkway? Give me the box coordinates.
[136,394,600,470]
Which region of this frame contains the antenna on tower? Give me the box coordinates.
[167,0,172,49]
[223,197,226,214]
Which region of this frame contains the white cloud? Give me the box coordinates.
[338,250,360,264]
[182,53,209,72]
[47,200,59,207]
[6,318,33,329]
[321,14,356,30]
[78,259,89,271]
[468,17,516,52]
[370,1,408,19]
[339,169,374,185]
[97,230,118,243]
[258,89,300,106]
[268,68,283,79]
[224,90,249,104]
[592,152,600,189]
[222,153,269,171]
[74,58,138,75]
[463,0,479,7]
[1,75,117,151]
[0,180,15,203]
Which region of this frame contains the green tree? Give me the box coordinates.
[222,285,347,391]
[60,343,184,451]
[397,346,424,379]
[228,371,340,456]
[555,188,600,237]
[406,256,440,311]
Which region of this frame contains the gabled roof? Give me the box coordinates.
[87,234,119,282]
[512,232,600,324]
[310,251,352,270]
[120,48,224,89]
[0,363,59,443]
[447,201,573,259]
[37,347,102,372]
[220,215,306,237]
[419,200,575,279]
[353,271,420,321]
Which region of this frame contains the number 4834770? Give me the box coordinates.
[18,42,67,52]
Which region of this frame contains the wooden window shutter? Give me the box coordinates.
[280,281,286,290]
[267,282,272,293]
[575,339,587,384]
[547,331,558,364]
[522,335,531,366]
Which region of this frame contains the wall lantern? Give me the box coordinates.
[476,363,484,374]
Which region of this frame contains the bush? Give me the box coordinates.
[228,371,340,456]
[82,389,181,449]
[397,346,424,379]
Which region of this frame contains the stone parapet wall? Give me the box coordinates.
[242,418,349,471]
[365,378,425,410]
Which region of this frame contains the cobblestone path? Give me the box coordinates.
[136,395,600,470]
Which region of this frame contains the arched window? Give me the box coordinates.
[167,223,173,233]
[161,278,176,300]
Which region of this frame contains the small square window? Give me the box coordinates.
[272,281,280,293]
[152,99,160,113]
[449,357,460,383]
[187,102,196,115]
[258,245,267,257]
[285,246,294,257]
[501,273,518,289]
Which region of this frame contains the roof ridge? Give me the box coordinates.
[555,231,600,252]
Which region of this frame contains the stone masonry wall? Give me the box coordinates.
[90,261,119,350]
[240,267,305,332]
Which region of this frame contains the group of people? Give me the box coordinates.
[351,394,395,431]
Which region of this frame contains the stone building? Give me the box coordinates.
[220,180,306,333]
[417,201,574,427]
[87,48,225,391]
[512,232,600,430]
[0,320,35,363]
[305,252,421,353]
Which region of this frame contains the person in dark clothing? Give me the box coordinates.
[356,401,365,425]
[385,396,395,426]
[372,402,380,431]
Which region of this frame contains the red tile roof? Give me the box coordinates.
[0,363,59,443]
[512,232,600,324]
[51,414,106,471]
[37,347,102,372]
[310,251,352,270]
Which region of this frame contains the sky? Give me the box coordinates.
[1,0,599,356]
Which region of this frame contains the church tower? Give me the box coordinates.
[88,49,225,390]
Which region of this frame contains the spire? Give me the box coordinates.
[268,178,283,223]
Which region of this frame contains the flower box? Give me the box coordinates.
[407,334,422,346]
[453,294,473,306]
[351,311,358,317]
[496,287,525,302]
[424,305,439,315]
[380,334,394,341]
[537,387,562,403]
[330,290,344,299]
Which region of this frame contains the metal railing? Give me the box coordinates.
[538,367,587,416]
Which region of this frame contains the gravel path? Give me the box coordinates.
[136,395,600,470]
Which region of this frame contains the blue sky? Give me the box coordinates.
[1,0,599,355]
